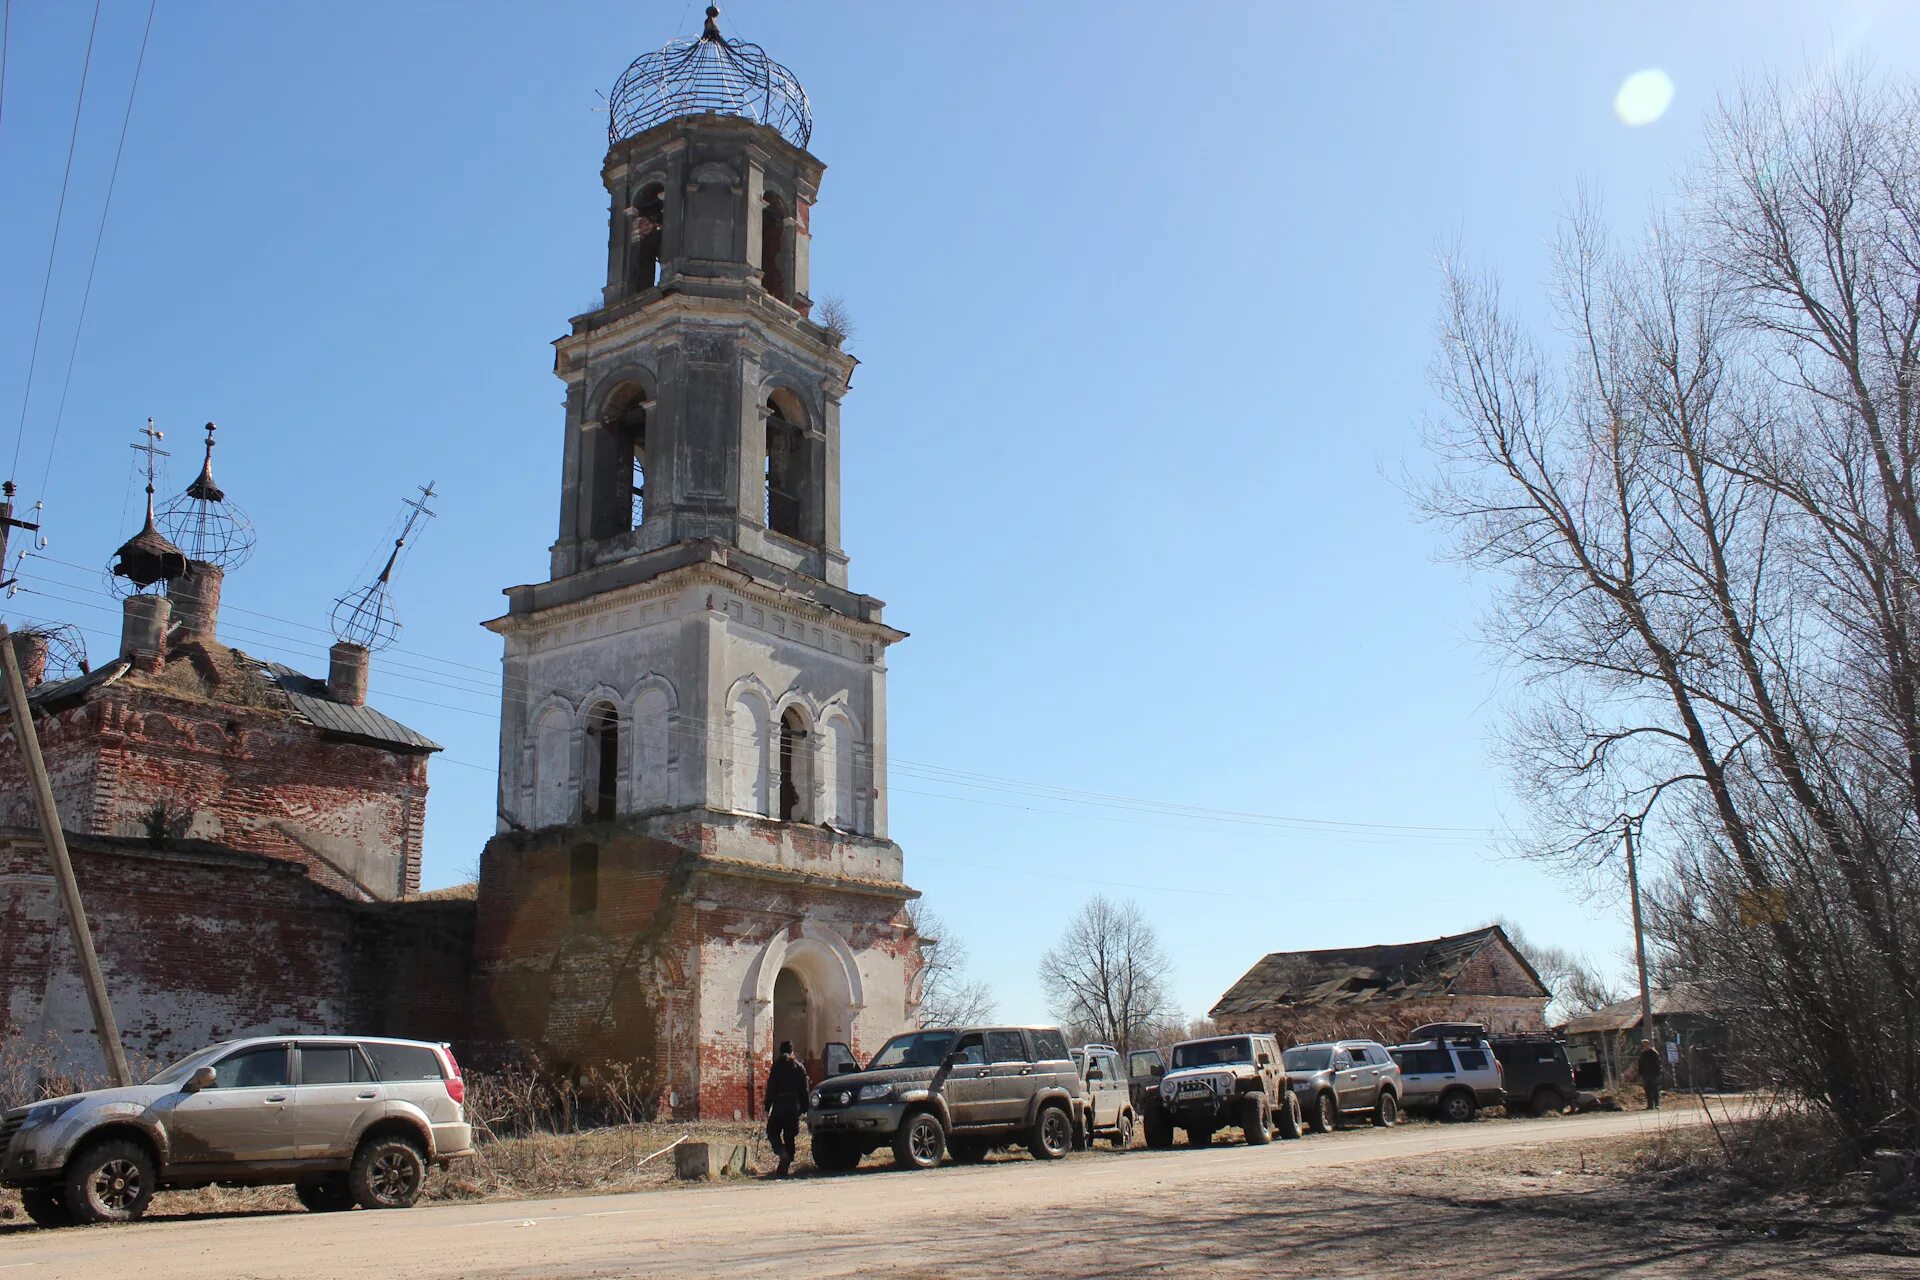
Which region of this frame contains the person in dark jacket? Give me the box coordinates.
[1636,1039,1664,1110]
[764,1040,811,1177]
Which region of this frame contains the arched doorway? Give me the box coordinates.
[773,966,815,1075]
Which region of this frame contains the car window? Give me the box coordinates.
[1128,1050,1163,1078]
[867,1031,955,1070]
[362,1042,444,1082]
[1453,1048,1490,1071]
[985,1031,1030,1063]
[1283,1047,1331,1072]
[949,1034,986,1066]
[1366,1046,1394,1067]
[300,1045,369,1085]
[1171,1038,1253,1070]
[1392,1048,1452,1075]
[1030,1028,1070,1061]
[212,1045,290,1089]
[1331,1050,1352,1069]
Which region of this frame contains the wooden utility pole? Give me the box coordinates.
[1624,816,1655,1048]
[0,621,131,1086]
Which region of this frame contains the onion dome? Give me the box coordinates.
[608,6,811,149]
[110,419,188,592]
[157,422,256,569]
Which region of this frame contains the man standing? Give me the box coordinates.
[1635,1038,1664,1110]
[764,1040,811,1177]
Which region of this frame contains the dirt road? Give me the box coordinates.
[0,1107,1893,1279]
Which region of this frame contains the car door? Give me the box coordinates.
[292,1042,379,1159]
[937,1033,992,1127]
[1328,1048,1361,1111]
[1127,1049,1164,1112]
[160,1042,297,1165]
[984,1030,1037,1125]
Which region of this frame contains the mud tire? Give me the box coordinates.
[1029,1104,1073,1161]
[1373,1090,1400,1128]
[348,1134,427,1210]
[892,1110,947,1170]
[1240,1094,1272,1145]
[1109,1109,1137,1150]
[1311,1090,1338,1134]
[1277,1090,1305,1139]
[1439,1089,1478,1124]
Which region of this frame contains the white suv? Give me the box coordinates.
[0,1035,474,1225]
[1388,1024,1507,1122]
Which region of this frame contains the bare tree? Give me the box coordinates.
[905,902,995,1028]
[1491,917,1622,1023]
[1037,896,1173,1054]
[1422,68,1920,1152]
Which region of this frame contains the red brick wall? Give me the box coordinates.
[0,688,429,901]
[0,834,474,1085]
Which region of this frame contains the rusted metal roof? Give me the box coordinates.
[259,662,441,754]
[1210,926,1548,1019]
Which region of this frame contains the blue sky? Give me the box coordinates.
[2,1,1914,1025]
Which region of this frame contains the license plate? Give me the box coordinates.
[814,1114,845,1128]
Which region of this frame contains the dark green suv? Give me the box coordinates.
[806,1026,1083,1171]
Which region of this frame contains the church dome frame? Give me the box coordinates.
[607,6,812,150]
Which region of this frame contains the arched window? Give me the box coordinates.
[778,705,811,822]
[583,702,620,821]
[633,686,672,811]
[603,383,649,531]
[628,184,664,294]
[760,194,788,303]
[533,707,572,827]
[764,390,808,541]
[818,713,855,829]
[730,691,771,816]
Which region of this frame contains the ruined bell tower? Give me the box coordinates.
[477,7,919,1117]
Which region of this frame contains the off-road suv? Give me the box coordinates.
[1070,1043,1140,1149]
[1389,1023,1506,1122]
[1143,1033,1302,1148]
[0,1035,473,1226]
[1283,1039,1403,1131]
[806,1025,1083,1171]
[1488,1033,1577,1116]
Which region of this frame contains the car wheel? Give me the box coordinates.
[1240,1094,1272,1146]
[1530,1086,1564,1117]
[1109,1109,1137,1150]
[349,1134,427,1209]
[1030,1104,1073,1161]
[20,1187,72,1228]
[1144,1105,1175,1149]
[1311,1091,1337,1134]
[893,1110,947,1170]
[1185,1125,1214,1148]
[295,1176,355,1213]
[1440,1090,1478,1124]
[63,1138,156,1225]
[811,1136,864,1172]
[948,1136,990,1164]
[1373,1090,1399,1128]
[1277,1091,1304,1140]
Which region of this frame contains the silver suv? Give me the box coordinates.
[1389,1023,1506,1122]
[1283,1040,1403,1131]
[807,1026,1083,1171]
[0,1035,474,1225]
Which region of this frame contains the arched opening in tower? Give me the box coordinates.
[777,705,809,821]
[629,184,665,294]
[584,702,620,820]
[760,194,788,303]
[764,392,808,541]
[773,965,814,1072]
[602,383,649,533]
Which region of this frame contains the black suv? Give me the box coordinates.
[806,1026,1083,1171]
[1488,1034,1578,1116]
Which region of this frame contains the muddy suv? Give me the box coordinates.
[807,1025,1082,1171]
[0,1036,473,1225]
[1143,1033,1302,1148]
[1071,1043,1140,1149]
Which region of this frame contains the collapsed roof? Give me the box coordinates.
[1210,925,1548,1019]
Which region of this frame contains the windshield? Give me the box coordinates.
[144,1044,230,1087]
[1172,1037,1254,1070]
[866,1030,956,1071]
[1283,1047,1332,1072]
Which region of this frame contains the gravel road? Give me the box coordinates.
[6,1106,1886,1280]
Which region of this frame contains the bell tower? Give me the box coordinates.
[479,7,917,1114]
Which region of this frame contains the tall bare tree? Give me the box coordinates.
[1422,68,1920,1152]
[905,901,995,1028]
[1038,895,1172,1054]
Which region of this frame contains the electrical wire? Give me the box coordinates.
[10,0,103,482]
[39,0,159,496]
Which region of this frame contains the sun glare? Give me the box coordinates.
[1614,69,1675,126]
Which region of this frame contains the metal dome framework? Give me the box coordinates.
[157,422,256,570]
[608,6,811,149]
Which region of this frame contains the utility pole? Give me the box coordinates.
[1623,815,1655,1048]
[0,480,40,592]
[0,621,131,1086]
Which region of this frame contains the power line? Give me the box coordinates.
[40,0,159,496]
[10,0,103,482]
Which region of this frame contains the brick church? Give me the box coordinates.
[0,9,921,1119]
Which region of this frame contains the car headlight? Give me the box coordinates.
[809,1090,822,1107]
[24,1098,81,1128]
[856,1083,895,1102]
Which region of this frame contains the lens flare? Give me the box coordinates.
[1614,69,1675,126]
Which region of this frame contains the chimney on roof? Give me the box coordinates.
[9,631,47,689]
[121,593,172,664]
[166,561,224,643]
[328,640,369,707]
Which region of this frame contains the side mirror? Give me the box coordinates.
[1257,1054,1272,1068]
[941,1051,963,1069]
[1086,1066,1104,1081]
[1151,1064,1165,1078]
[183,1066,216,1094]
